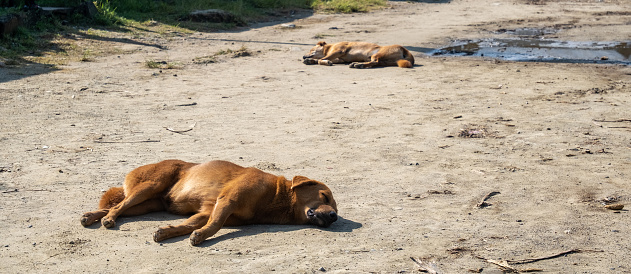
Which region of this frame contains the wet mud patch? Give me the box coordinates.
[432,39,631,65]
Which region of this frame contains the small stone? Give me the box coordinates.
[605,204,624,210]
[319,267,326,272]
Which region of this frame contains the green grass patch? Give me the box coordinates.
[1,0,387,63]
[311,0,386,13]
[145,59,181,69]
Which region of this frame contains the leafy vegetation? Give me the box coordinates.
[311,0,386,13]
[0,0,387,63]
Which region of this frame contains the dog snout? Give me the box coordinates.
[329,211,338,222]
[302,55,309,59]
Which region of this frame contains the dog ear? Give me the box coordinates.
[317,41,327,46]
[291,176,319,190]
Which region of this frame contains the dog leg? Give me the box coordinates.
[317,59,333,66]
[80,209,109,226]
[189,199,236,246]
[101,181,165,228]
[303,58,318,65]
[317,51,346,66]
[153,212,210,242]
[81,199,163,227]
[121,199,165,216]
[350,55,379,69]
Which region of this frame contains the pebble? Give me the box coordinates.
[605,204,624,210]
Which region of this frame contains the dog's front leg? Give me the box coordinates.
[303,58,319,65]
[154,212,210,242]
[317,51,345,66]
[189,197,236,246]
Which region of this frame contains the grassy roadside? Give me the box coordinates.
[0,0,387,65]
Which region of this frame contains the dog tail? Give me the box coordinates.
[397,59,413,68]
[397,47,415,68]
[98,187,125,209]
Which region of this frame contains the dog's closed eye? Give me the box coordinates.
[321,193,330,204]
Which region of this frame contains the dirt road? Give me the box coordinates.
[1,0,630,272]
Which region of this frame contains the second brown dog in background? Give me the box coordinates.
[303,41,414,69]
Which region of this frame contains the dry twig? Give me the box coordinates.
[476,191,500,208]
[475,249,602,272]
[164,122,197,134]
[94,140,160,143]
[507,249,602,264]
[410,257,440,274]
[593,119,631,122]
[175,102,197,107]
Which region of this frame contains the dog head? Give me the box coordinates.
[291,175,338,227]
[303,41,328,60]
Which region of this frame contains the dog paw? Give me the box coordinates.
[303,59,317,65]
[189,230,204,246]
[80,214,95,227]
[349,62,364,69]
[153,229,165,242]
[101,217,116,229]
[319,60,333,66]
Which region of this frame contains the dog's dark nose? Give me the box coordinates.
[329,212,338,222]
[302,55,308,60]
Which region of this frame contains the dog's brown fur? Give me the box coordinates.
[303,41,414,69]
[80,160,338,246]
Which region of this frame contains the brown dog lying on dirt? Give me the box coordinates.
[303,41,415,68]
[80,160,338,246]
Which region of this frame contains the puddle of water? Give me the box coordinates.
[494,27,558,37]
[432,39,631,65]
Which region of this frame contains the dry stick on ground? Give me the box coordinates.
[410,257,440,274]
[474,255,540,272]
[593,119,631,122]
[94,140,160,143]
[175,102,197,107]
[164,122,197,134]
[507,249,602,264]
[476,191,501,208]
[475,249,603,272]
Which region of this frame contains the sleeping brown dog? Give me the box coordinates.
[303,41,415,68]
[80,160,338,246]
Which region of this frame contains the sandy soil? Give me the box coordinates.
[1,0,631,272]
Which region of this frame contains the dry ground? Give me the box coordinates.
[1,0,630,273]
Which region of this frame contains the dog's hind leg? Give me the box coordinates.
[121,198,165,216]
[81,199,164,227]
[101,180,169,228]
[153,212,211,242]
[349,53,380,69]
[80,186,125,227]
[80,210,109,226]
